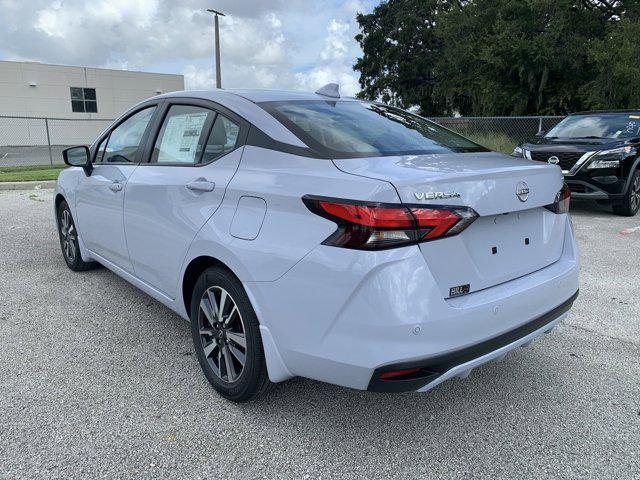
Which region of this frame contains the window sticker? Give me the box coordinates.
[157,112,208,163]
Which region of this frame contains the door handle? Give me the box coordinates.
[109,181,123,192]
[186,179,215,192]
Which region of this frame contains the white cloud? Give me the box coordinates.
[0,0,373,96]
[320,20,350,61]
[294,13,363,96]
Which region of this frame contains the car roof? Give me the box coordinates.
[569,109,640,116]
[225,88,361,103]
[159,88,361,104]
[152,88,363,148]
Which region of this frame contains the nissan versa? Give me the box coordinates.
[512,110,640,216]
[55,85,579,402]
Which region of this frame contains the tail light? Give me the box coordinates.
[545,183,570,214]
[303,196,478,250]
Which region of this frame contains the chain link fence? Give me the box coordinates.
[428,116,564,154]
[0,116,113,167]
[0,114,567,168]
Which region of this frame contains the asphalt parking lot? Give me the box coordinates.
[0,188,638,480]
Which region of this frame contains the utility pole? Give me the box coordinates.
[206,9,225,88]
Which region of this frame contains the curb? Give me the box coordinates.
[0,180,57,191]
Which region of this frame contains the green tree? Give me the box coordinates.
[354,0,640,116]
[581,17,640,109]
[354,0,454,115]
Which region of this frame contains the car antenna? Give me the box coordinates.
[315,83,340,99]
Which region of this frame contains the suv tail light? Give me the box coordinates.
[545,183,570,214]
[303,196,478,250]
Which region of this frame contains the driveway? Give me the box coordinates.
[0,189,638,479]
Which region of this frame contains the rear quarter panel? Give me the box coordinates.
[183,146,402,284]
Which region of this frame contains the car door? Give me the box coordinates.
[75,105,158,272]
[123,100,248,298]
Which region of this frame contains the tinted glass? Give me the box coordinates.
[103,107,156,163]
[71,100,85,113]
[261,100,487,158]
[546,113,640,139]
[70,87,84,100]
[201,115,240,163]
[151,105,215,164]
[70,87,98,113]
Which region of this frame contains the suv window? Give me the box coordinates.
[546,112,640,139]
[151,105,215,164]
[102,107,156,163]
[201,115,240,163]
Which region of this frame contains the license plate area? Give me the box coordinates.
[418,207,566,298]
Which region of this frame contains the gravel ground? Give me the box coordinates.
[0,189,638,480]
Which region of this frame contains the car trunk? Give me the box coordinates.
[333,152,568,297]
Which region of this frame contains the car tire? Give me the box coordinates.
[57,200,99,271]
[612,169,640,216]
[190,266,272,402]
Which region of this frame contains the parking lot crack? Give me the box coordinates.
[566,323,640,348]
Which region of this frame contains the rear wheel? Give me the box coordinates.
[612,170,640,216]
[190,266,272,402]
[57,200,98,271]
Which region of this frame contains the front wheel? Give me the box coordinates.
[612,170,640,216]
[57,200,98,271]
[190,266,272,402]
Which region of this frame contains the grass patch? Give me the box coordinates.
[0,165,66,182]
[465,132,519,155]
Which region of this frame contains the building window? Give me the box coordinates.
[70,87,98,113]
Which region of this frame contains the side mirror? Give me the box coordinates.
[63,146,93,176]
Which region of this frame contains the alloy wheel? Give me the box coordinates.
[60,210,77,262]
[198,286,247,383]
[631,175,640,213]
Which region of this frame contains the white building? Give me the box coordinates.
[0,60,184,119]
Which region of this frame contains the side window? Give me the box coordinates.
[201,115,240,164]
[102,107,156,163]
[94,136,108,163]
[151,105,215,164]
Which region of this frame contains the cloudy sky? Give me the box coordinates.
[0,0,378,96]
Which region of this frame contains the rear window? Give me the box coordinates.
[260,100,488,158]
[546,112,640,140]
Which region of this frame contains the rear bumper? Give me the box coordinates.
[247,215,579,392]
[368,290,578,392]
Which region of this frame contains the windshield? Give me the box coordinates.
[546,113,640,139]
[260,100,488,158]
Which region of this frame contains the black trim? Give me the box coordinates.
[566,180,620,200]
[90,101,161,165]
[569,109,640,116]
[367,290,579,393]
[138,98,250,167]
[246,125,325,159]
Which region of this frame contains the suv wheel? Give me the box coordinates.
[57,200,98,271]
[612,170,640,216]
[190,266,272,402]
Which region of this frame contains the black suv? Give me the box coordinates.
[512,110,640,216]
